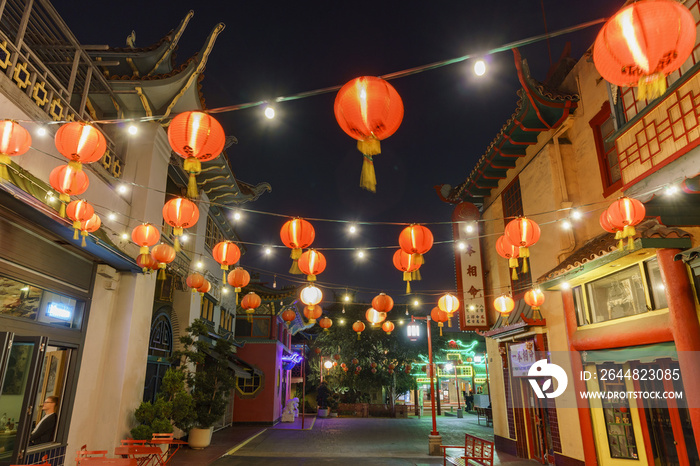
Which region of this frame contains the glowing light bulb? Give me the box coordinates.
[344,295,350,302]
[357,250,365,259]
[222,287,229,294]
[264,247,272,255]
[121,233,129,240]
[413,300,419,307]
[469,304,476,311]
[665,185,679,196]
[180,234,188,243]
[457,242,466,251]
[128,125,138,135]
[571,209,582,220]
[108,213,117,221]
[233,211,241,220]
[561,220,572,230]
[348,224,357,234]
[37,127,47,136]
[264,107,275,119]
[466,223,475,233]
[196,261,203,269]
[398,319,404,325]
[474,60,486,76]
[561,282,571,290]
[117,184,128,194]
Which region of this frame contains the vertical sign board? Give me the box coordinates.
[452,203,489,331]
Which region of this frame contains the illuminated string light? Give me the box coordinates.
[121,233,128,240]
[222,287,229,294]
[466,223,475,233]
[233,211,242,221]
[561,282,571,290]
[196,261,204,269]
[561,220,572,230]
[457,241,466,251]
[570,209,582,220]
[264,106,275,119]
[413,300,420,307]
[108,213,117,221]
[474,59,486,76]
[127,125,138,135]
[181,234,188,243]
[348,224,357,234]
[665,185,679,196]
[264,246,272,255]
[117,184,128,194]
[37,127,47,136]
[357,250,365,259]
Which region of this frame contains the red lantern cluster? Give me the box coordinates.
[280,218,315,274]
[334,76,404,192]
[600,197,646,250]
[168,111,225,198]
[49,164,89,217]
[504,217,540,274]
[66,200,94,242]
[496,235,520,280]
[132,223,161,264]
[593,0,696,101]
[393,249,421,293]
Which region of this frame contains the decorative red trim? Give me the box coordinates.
[589,101,623,198]
[622,135,700,191]
[631,376,655,466]
[513,49,551,130]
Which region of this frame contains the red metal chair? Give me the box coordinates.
[76,444,108,465]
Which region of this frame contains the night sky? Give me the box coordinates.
[57,1,618,309]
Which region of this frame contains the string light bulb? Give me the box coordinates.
[264,106,275,119]
[264,246,272,255]
[128,125,138,135]
[180,234,188,243]
[457,241,466,251]
[233,210,242,221]
[665,185,679,196]
[474,59,486,76]
[357,249,365,259]
[196,261,203,269]
[348,224,357,234]
[561,220,572,230]
[117,184,128,194]
[121,233,128,240]
[108,212,116,221]
[466,223,475,233]
[570,209,582,220]
[37,127,47,136]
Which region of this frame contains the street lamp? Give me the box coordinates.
[408,315,441,456]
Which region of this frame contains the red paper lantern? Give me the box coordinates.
[49,164,89,217]
[370,362,377,369]
[524,288,546,320]
[168,111,225,198]
[212,241,241,280]
[162,197,199,251]
[392,249,421,293]
[351,358,359,365]
[496,235,521,280]
[241,292,261,322]
[399,224,433,257]
[318,316,333,332]
[430,306,449,336]
[606,197,646,250]
[365,308,386,325]
[593,0,696,101]
[280,218,315,274]
[66,200,94,241]
[186,273,205,291]
[297,249,326,282]
[282,309,297,325]
[333,353,341,361]
[55,122,106,170]
[334,76,404,192]
[382,321,395,335]
[197,279,211,296]
[352,321,366,340]
[132,223,161,263]
[78,214,100,247]
[599,208,620,234]
[151,243,176,280]
[504,217,540,273]
[314,348,322,355]
[372,293,394,313]
[371,368,377,374]
[494,294,515,315]
[227,267,250,292]
[0,120,31,180]
[136,253,158,274]
[303,304,322,323]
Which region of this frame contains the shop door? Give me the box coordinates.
[635,361,700,466]
[0,334,48,466]
[523,379,553,464]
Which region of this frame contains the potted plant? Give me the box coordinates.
[172,319,237,449]
[130,369,195,440]
[316,381,331,417]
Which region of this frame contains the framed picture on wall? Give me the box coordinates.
[35,350,66,424]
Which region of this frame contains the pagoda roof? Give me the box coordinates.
[439,49,578,206]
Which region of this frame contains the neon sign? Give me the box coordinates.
[46,302,73,321]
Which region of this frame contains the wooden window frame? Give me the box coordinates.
[590,101,623,198]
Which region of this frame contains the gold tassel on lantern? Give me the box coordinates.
[289,248,302,274]
[403,271,412,294]
[623,225,637,251]
[173,227,182,253]
[357,332,361,341]
[509,257,519,280]
[183,157,201,199]
[58,194,70,218]
[519,246,530,273]
[81,231,88,247]
[637,73,666,101]
[72,221,80,240]
[438,322,444,336]
[357,136,380,193]
[158,264,166,280]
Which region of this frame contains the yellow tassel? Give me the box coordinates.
[73,222,80,240]
[637,73,666,101]
[59,202,66,218]
[142,267,148,274]
[187,173,198,199]
[522,257,529,274]
[81,231,87,247]
[512,267,518,281]
[290,248,302,260]
[158,268,166,280]
[439,324,443,337]
[139,246,149,255]
[519,246,529,259]
[414,254,424,267]
[0,155,10,181]
[447,317,452,327]
[357,137,381,156]
[412,269,422,281]
[406,281,411,294]
[68,160,83,171]
[618,239,625,250]
[307,274,316,282]
[359,155,376,193]
[627,237,635,251]
[289,259,302,274]
[357,333,361,341]
[174,236,181,253]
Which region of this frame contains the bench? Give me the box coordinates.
[475,406,492,426]
[441,433,494,466]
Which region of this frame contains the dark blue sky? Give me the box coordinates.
[59,1,618,307]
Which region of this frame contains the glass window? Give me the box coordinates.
[0,275,84,329]
[590,103,622,195]
[645,258,669,310]
[236,370,262,397]
[573,286,589,326]
[585,266,647,324]
[597,364,639,459]
[29,345,71,448]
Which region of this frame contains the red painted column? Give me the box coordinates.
[561,287,598,465]
[656,248,700,450]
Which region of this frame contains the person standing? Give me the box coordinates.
[30,396,58,445]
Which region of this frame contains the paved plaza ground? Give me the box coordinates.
[171,410,539,466]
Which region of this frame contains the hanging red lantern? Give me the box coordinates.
[392,249,421,293]
[504,217,540,274]
[162,197,199,252]
[241,292,261,323]
[282,309,297,325]
[398,224,433,266]
[186,273,205,292]
[388,363,395,371]
[212,241,241,281]
[66,200,94,241]
[496,235,521,280]
[314,347,322,355]
[334,76,404,192]
[524,288,546,320]
[136,253,158,274]
[606,197,646,250]
[297,249,326,282]
[303,305,322,323]
[352,321,366,340]
[132,223,161,264]
[430,306,449,336]
[197,279,211,297]
[593,0,696,101]
[351,358,359,365]
[494,294,515,315]
[78,213,100,247]
[280,218,315,274]
[300,284,323,306]
[382,321,395,335]
[371,368,377,374]
[227,267,250,292]
[365,308,386,325]
[355,366,362,373]
[0,120,31,180]
[55,122,106,172]
[333,353,341,361]
[167,111,225,198]
[319,316,333,332]
[151,243,176,280]
[49,164,89,217]
[370,362,377,369]
[372,293,394,313]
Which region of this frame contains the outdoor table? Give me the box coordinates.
[113,445,162,466]
[77,459,137,466]
[147,438,187,466]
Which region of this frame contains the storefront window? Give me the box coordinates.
[28,345,71,448]
[597,364,638,459]
[645,258,668,310]
[585,265,647,324]
[0,275,84,329]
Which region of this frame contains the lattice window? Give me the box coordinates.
[205,215,224,251]
[200,296,215,322]
[617,0,700,123]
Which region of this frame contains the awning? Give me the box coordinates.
[581,342,677,365]
[201,347,252,379]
